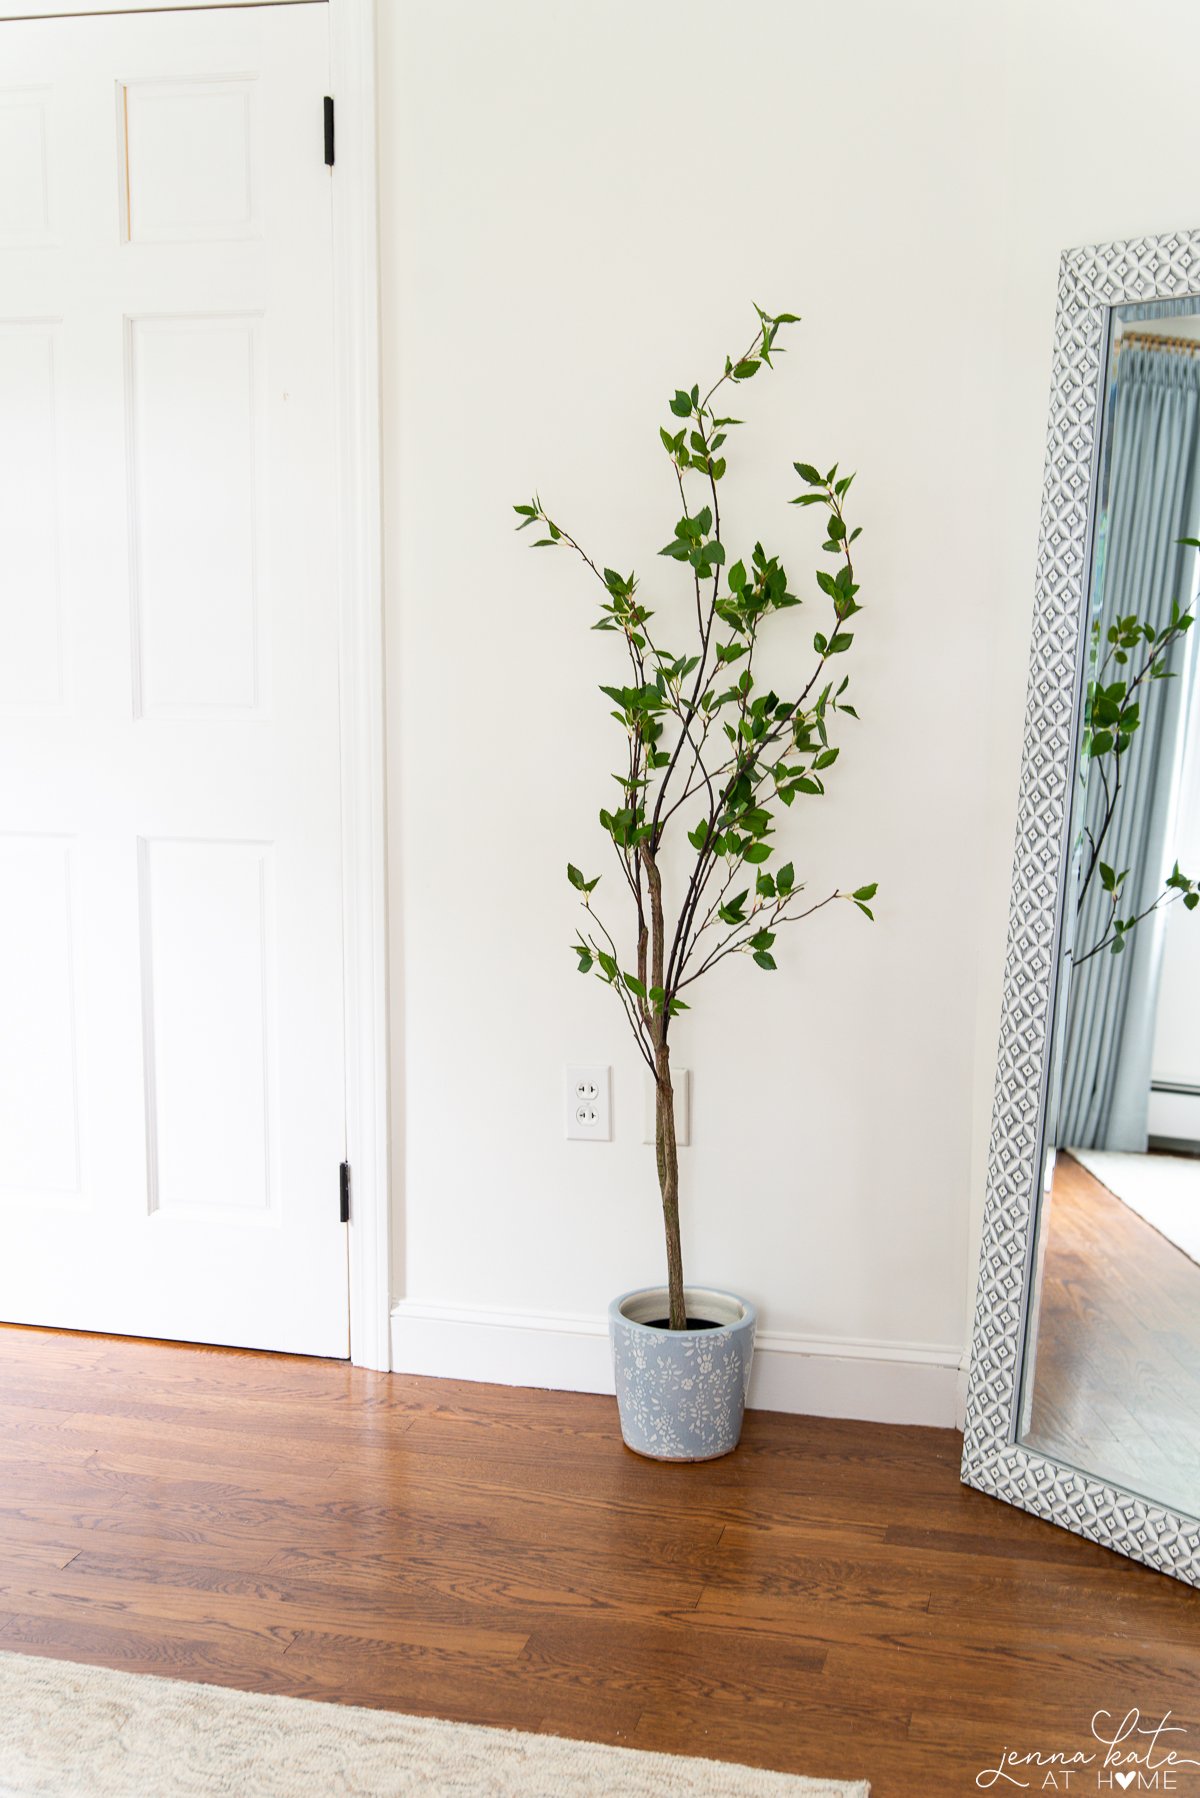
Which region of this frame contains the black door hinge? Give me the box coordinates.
[339,1160,350,1223]
[323,95,335,167]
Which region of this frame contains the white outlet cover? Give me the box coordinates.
[643,1068,690,1146]
[565,1065,611,1141]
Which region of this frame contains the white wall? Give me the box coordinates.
[378,0,1200,1423]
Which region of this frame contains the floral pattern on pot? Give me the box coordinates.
[609,1287,757,1461]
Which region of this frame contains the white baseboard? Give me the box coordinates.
[390,1298,963,1428]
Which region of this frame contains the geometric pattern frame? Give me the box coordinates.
[960,230,1200,1588]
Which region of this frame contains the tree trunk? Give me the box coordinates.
[655,1043,686,1330]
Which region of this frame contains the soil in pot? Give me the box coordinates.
[643,1316,721,1331]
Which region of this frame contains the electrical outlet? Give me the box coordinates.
[643,1068,690,1146]
[565,1065,611,1141]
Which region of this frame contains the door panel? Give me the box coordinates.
[128,313,266,717]
[0,4,348,1357]
[0,323,63,708]
[0,837,82,1198]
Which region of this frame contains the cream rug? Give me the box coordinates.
[0,1651,869,1797]
[1070,1146,1200,1265]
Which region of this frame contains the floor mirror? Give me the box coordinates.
[963,230,1200,1585]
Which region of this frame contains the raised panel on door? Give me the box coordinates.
[0,87,53,246]
[0,836,83,1199]
[0,322,63,710]
[121,75,259,245]
[126,313,267,718]
[140,837,280,1216]
[0,3,348,1359]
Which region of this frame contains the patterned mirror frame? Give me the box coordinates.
[961,230,1200,1587]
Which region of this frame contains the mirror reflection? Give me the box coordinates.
[1020,300,1200,1520]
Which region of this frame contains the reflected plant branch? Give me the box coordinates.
[1072,546,1200,963]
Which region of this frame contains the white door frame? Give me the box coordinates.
[0,0,392,1370]
[328,0,390,1371]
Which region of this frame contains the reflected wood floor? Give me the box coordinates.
[0,1325,1196,1797]
[1025,1152,1200,1517]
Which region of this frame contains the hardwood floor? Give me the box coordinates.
[0,1325,1196,1796]
[1024,1151,1200,1516]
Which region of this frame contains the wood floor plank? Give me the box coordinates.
[278,1627,648,1739]
[0,1324,1194,1798]
[0,1567,534,1660]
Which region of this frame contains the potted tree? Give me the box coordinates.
[515,306,876,1460]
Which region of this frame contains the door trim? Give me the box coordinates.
[0,0,392,1370]
[329,0,390,1370]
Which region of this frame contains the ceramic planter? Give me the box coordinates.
[608,1286,757,1461]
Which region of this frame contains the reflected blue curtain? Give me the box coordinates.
[1058,346,1200,1150]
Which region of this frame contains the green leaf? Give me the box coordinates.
[622,972,647,998]
[853,901,874,920]
[813,747,839,769]
[852,882,878,903]
[776,861,795,895]
[669,390,692,418]
[743,843,772,864]
[752,950,777,970]
[733,359,759,380]
[793,462,823,485]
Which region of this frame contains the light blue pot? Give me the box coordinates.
[608,1286,757,1462]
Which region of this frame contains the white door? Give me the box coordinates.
[0,4,349,1356]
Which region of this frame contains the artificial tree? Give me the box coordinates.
[515,307,876,1332]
